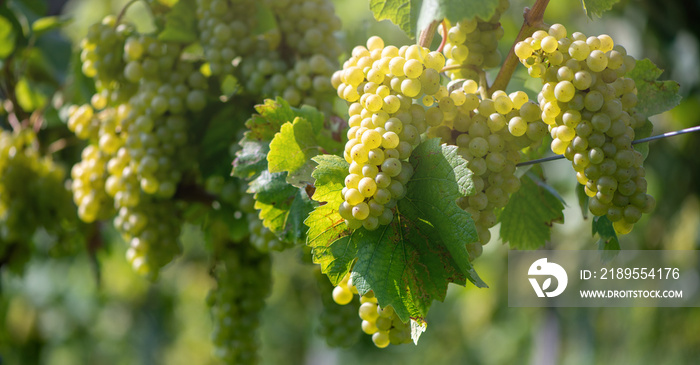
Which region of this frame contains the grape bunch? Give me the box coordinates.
[425,80,546,258]
[331,273,412,348]
[236,0,341,114]
[440,0,509,81]
[332,35,446,230]
[315,269,362,348]
[195,0,259,76]
[208,243,272,364]
[515,24,655,234]
[0,130,81,271]
[70,16,211,276]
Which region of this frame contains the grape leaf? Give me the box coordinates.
[307,139,484,324]
[232,98,307,179]
[633,119,654,160]
[250,171,315,242]
[370,0,421,39]
[158,0,198,43]
[628,58,682,118]
[500,173,565,250]
[371,0,499,39]
[268,117,320,187]
[417,0,499,39]
[31,16,67,38]
[575,184,589,219]
[592,215,620,262]
[581,0,622,18]
[0,15,16,58]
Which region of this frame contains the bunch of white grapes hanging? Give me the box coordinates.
[332,36,445,231]
[440,0,510,80]
[515,24,655,234]
[425,80,547,258]
[331,273,412,348]
[70,15,210,276]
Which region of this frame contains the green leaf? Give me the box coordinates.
[628,58,682,118]
[232,140,269,179]
[0,14,16,58]
[267,117,319,187]
[575,184,589,219]
[633,119,654,160]
[592,215,620,262]
[307,139,484,324]
[581,0,622,18]
[31,16,67,38]
[157,0,197,43]
[417,0,499,39]
[244,98,296,141]
[250,171,315,242]
[15,77,48,112]
[369,0,422,39]
[500,173,565,250]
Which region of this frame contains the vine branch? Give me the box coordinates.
[418,20,441,49]
[489,0,550,94]
[516,125,700,167]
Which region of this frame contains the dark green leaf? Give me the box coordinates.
[581,0,622,18]
[232,140,269,179]
[157,0,198,43]
[633,119,654,160]
[500,173,565,250]
[575,184,589,219]
[592,215,620,262]
[628,59,682,118]
[0,15,16,58]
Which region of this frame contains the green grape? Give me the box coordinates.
[208,242,271,364]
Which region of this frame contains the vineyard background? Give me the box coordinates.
[2,0,700,364]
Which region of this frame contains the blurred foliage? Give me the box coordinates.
[1,0,699,364]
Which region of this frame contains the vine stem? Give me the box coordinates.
[418,20,441,48]
[116,0,143,25]
[516,125,700,167]
[488,0,550,95]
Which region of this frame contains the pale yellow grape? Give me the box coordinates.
[400,78,421,97]
[549,23,567,40]
[362,320,378,335]
[345,188,364,205]
[514,41,533,59]
[381,131,400,149]
[508,116,527,136]
[462,79,479,94]
[493,95,513,114]
[352,202,370,220]
[586,50,608,72]
[598,34,614,52]
[345,173,361,189]
[541,36,558,53]
[403,59,423,78]
[361,129,382,149]
[554,81,575,102]
[372,331,391,348]
[358,177,378,197]
[367,35,385,51]
[350,143,369,163]
[389,57,406,76]
[383,95,401,113]
[424,51,446,70]
[367,148,385,165]
[332,285,353,305]
[569,40,590,61]
[551,138,568,155]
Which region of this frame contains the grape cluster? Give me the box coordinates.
[236,0,341,113]
[71,17,211,276]
[515,24,655,234]
[426,80,546,257]
[208,243,272,364]
[331,274,412,348]
[195,0,258,76]
[316,269,361,348]
[332,36,446,230]
[440,0,509,81]
[1,130,80,270]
